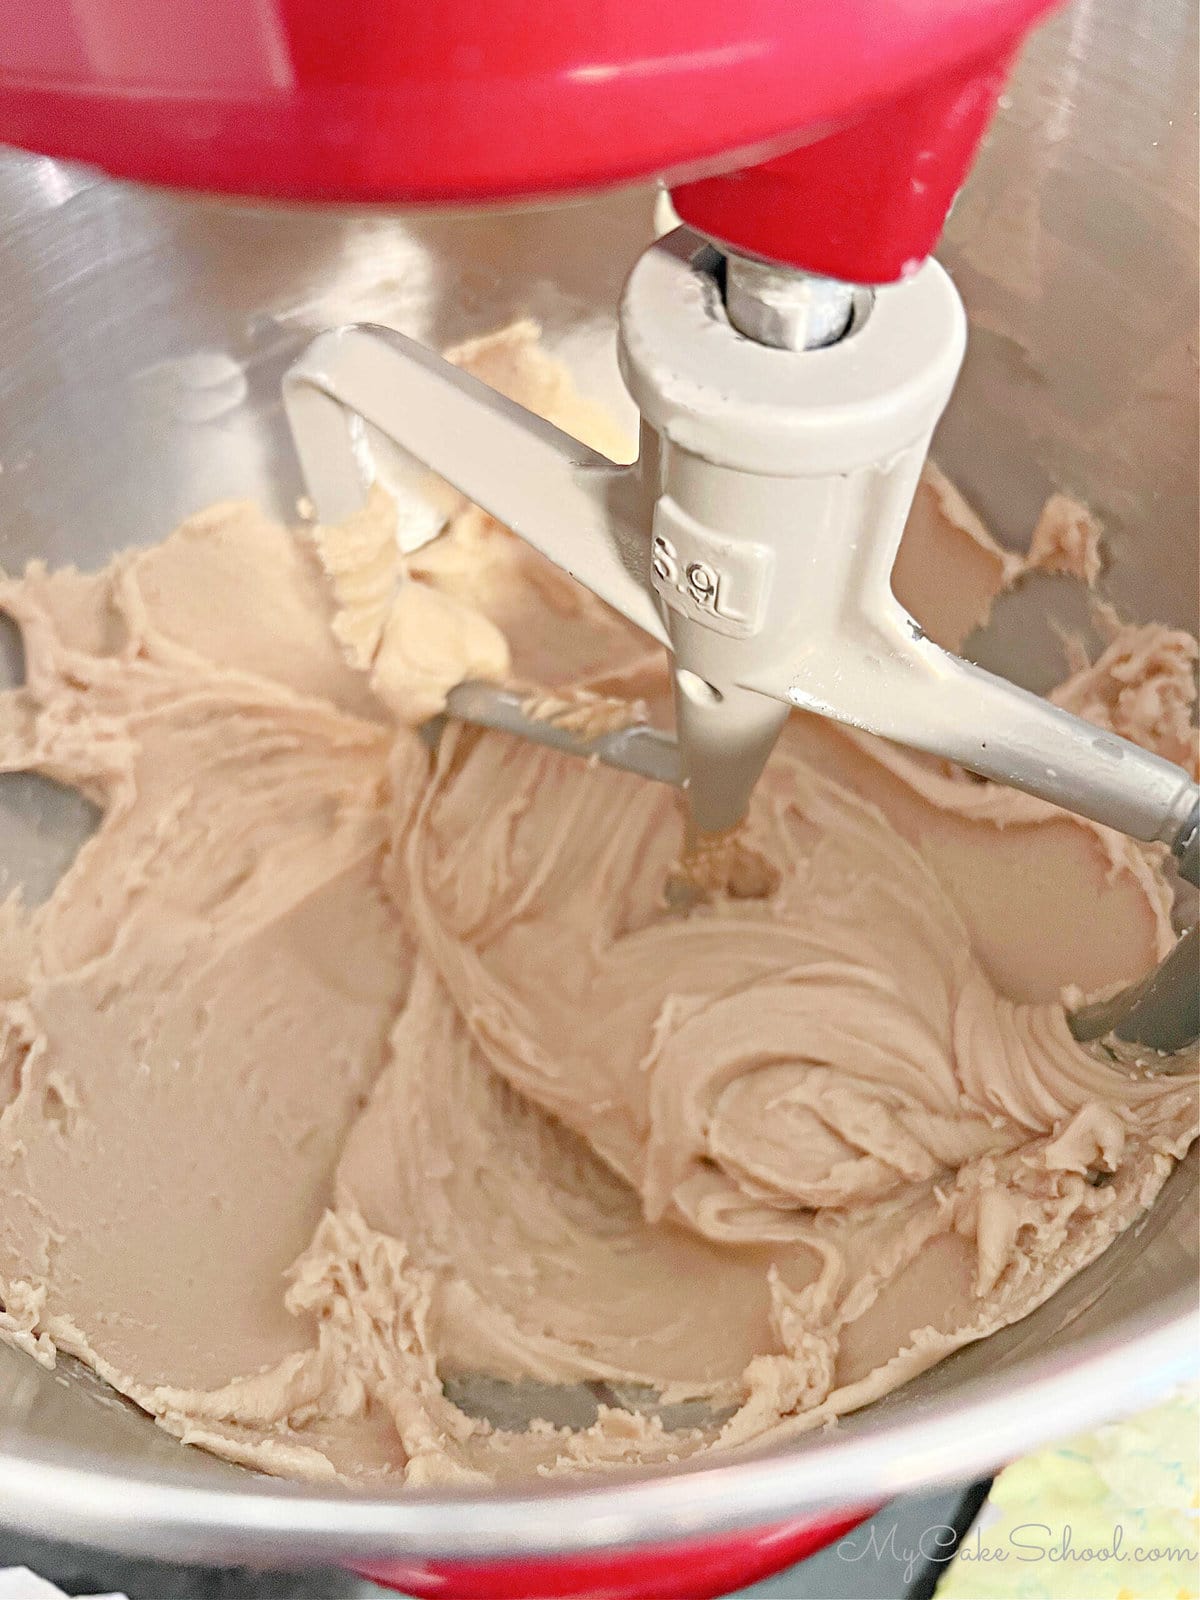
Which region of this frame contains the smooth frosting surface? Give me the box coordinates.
[0,326,1195,1487]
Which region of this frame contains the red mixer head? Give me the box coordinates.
[2,0,1058,280]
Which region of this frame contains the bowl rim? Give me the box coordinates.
[0,1289,1194,1566]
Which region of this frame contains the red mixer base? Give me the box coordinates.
[352,1506,877,1600]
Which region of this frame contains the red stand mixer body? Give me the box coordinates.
[0,2,1061,1595]
[2,0,1056,279]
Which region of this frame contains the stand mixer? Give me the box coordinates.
[5,0,1197,891]
[0,3,1197,1596]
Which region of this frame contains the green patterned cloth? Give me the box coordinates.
[937,1387,1199,1599]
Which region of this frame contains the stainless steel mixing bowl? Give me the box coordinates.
[0,0,1196,1581]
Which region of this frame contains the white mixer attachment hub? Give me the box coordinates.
[616,233,962,832]
[284,228,1200,883]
